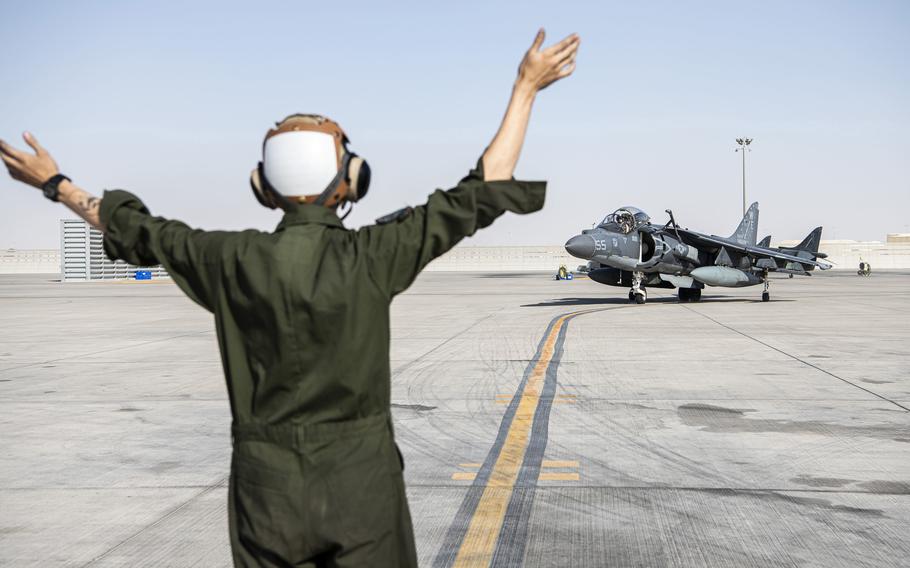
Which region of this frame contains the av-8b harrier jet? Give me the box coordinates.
[564,204,831,303]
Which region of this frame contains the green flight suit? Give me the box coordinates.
[99,159,546,567]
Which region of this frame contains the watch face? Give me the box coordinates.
[43,178,60,201]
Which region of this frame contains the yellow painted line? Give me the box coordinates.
[496,393,573,398]
[538,472,580,481]
[459,463,483,469]
[452,310,586,568]
[452,472,478,481]
[497,394,576,404]
[542,460,579,469]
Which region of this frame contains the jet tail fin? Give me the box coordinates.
[793,227,823,254]
[757,235,772,248]
[729,202,759,246]
[781,227,827,270]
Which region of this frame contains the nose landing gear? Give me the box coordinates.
[761,271,770,302]
[629,271,647,304]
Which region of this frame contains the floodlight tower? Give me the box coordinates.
[735,138,753,216]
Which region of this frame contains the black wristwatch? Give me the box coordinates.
[41,173,71,202]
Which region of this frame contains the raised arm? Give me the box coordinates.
[1,132,104,231]
[2,132,230,312]
[482,29,580,181]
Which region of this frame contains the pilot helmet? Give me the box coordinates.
[616,209,635,233]
[250,114,371,212]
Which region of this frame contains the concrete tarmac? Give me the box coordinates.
[0,271,908,567]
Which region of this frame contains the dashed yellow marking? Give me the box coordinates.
[538,472,580,481]
[452,472,478,481]
[541,460,579,468]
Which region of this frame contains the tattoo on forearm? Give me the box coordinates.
[79,196,100,214]
[62,186,104,232]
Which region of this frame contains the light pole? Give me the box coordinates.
[735,138,752,216]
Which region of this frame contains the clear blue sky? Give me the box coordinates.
[2,0,908,248]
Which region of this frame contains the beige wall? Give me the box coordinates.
[4,235,910,275]
[428,237,910,272]
[776,235,910,270]
[0,249,60,274]
[424,246,578,272]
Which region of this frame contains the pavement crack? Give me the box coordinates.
[391,309,502,376]
[681,306,910,412]
[80,476,227,567]
[0,329,215,373]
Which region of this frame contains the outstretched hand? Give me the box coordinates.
[481,29,581,180]
[0,132,104,230]
[0,132,59,189]
[517,29,580,92]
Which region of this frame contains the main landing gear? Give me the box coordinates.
[629,271,647,304]
[761,271,771,302]
[678,287,702,303]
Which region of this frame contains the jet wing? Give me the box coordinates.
[676,229,831,270]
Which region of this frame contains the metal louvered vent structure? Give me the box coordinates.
[60,219,169,281]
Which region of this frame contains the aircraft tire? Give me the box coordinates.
[762,292,770,302]
[635,294,646,305]
[679,288,700,303]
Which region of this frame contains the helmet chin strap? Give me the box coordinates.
[338,200,354,221]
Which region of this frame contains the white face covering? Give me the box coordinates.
[263,131,339,197]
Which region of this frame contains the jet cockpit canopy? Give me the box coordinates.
[598,207,651,234]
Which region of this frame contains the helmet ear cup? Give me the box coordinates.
[346,155,370,202]
[250,162,278,209]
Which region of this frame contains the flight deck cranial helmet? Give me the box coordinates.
[615,209,635,234]
[250,114,371,213]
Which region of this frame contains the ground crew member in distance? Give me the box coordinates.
[1,28,580,567]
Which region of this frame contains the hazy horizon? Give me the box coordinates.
[2,1,908,249]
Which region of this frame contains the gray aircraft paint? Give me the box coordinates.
[564,203,830,303]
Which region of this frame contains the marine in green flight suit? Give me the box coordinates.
[1,29,579,567]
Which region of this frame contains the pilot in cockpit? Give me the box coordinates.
[615,209,635,233]
[600,207,649,234]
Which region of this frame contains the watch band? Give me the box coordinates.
[41,173,71,202]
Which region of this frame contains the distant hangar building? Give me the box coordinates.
[60,219,168,281]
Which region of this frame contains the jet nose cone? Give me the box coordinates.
[565,234,596,259]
